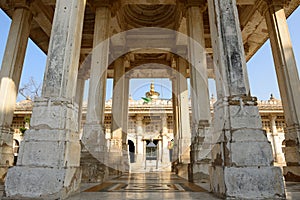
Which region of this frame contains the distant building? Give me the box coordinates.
[12,94,286,168]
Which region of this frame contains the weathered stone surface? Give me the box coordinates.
[230,141,273,166]
[224,167,285,199]
[80,150,110,183]
[231,128,268,142]
[210,166,285,199]
[18,140,66,167]
[25,129,79,142]
[191,162,210,182]
[5,166,81,199]
[229,105,262,129]
[30,98,78,131]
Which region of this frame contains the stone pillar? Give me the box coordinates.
[5,0,86,198]
[186,2,212,183]
[111,57,125,151]
[258,0,300,181]
[186,2,211,139]
[207,0,285,198]
[75,77,86,134]
[269,115,285,164]
[122,77,130,170]
[136,115,144,163]
[0,5,32,182]
[82,6,111,164]
[161,115,169,163]
[110,56,128,172]
[171,78,179,163]
[176,57,191,164]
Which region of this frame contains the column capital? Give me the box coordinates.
[185,0,207,12]
[256,0,290,16]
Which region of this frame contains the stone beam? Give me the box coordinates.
[236,0,256,4]
[30,0,54,37]
[40,0,56,5]
[121,0,176,4]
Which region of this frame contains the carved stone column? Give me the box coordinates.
[186,1,212,183]
[111,57,125,150]
[176,57,191,164]
[135,115,144,163]
[82,5,111,165]
[110,56,128,172]
[75,77,86,134]
[258,0,300,181]
[0,4,32,183]
[207,0,285,198]
[269,115,285,164]
[5,0,86,198]
[186,1,210,140]
[161,114,169,163]
[171,78,179,163]
[122,76,130,171]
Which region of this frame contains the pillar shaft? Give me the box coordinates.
[0,7,32,182]
[86,6,110,124]
[81,6,111,170]
[171,78,179,162]
[75,77,85,132]
[111,57,125,141]
[109,57,126,171]
[176,57,191,163]
[122,77,130,171]
[136,115,144,161]
[207,0,285,198]
[208,1,250,98]
[186,3,212,183]
[186,5,211,138]
[5,0,86,198]
[122,76,130,144]
[261,1,300,181]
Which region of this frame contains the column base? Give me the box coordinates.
[82,123,107,163]
[80,147,110,183]
[210,166,285,199]
[0,128,14,182]
[173,162,189,180]
[4,98,82,199]
[190,161,210,183]
[283,166,300,182]
[190,123,212,184]
[5,166,81,199]
[210,97,286,198]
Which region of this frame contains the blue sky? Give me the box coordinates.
[0,7,299,102]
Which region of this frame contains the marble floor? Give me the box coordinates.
[67,172,220,200]
[1,172,300,199]
[66,172,300,200]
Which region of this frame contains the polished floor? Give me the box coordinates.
[67,172,300,200]
[67,172,220,200]
[1,173,300,199]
